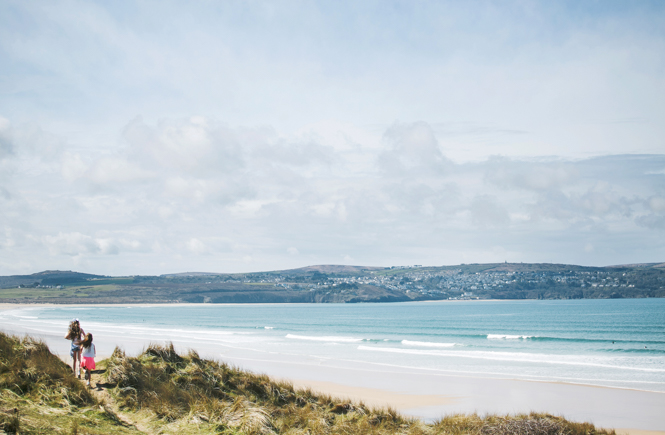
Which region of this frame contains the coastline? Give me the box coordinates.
[1,302,664,433]
[0,299,508,310]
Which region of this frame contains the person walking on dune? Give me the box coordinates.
[80,333,96,387]
[64,319,85,378]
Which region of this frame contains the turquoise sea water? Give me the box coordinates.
[2,299,664,392]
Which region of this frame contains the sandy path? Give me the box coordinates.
[84,372,154,434]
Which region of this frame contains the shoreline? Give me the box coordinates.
[0,298,519,310]
[2,302,664,433]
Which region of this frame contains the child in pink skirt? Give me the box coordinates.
[80,333,96,387]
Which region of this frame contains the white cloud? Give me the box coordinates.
[635,196,665,230]
[0,116,13,159]
[42,232,117,257]
[61,153,89,182]
[484,157,579,191]
[636,216,665,230]
[378,122,451,177]
[86,157,152,185]
[186,238,209,255]
[123,117,246,175]
[1,2,664,274]
[469,195,510,228]
[0,115,663,275]
[649,196,665,212]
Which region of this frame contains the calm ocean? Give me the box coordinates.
[2,299,664,392]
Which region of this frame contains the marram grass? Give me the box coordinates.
[0,331,616,435]
[0,331,139,434]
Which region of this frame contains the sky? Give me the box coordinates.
[0,0,664,276]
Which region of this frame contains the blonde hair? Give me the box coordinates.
[65,320,81,340]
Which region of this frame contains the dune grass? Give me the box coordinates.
[1,331,616,434]
[102,342,616,435]
[0,331,141,434]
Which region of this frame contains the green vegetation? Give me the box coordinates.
[63,278,136,288]
[0,284,120,300]
[1,331,617,434]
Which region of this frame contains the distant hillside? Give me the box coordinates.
[284,265,385,274]
[0,270,104,288]
[0,262,663,304]
[607,262,665,268]
[160,271,222,277]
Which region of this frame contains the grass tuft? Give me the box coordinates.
[432,413,616,435]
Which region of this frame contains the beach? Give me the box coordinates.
[1,302,664,434]
[205,344,665,434]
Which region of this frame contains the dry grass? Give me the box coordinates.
[0,331,141,434]
[103,342,617,435]
[0,332,92,407]
[433,413,611,435]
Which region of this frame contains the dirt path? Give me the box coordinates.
[83,370,155,435]
[60,354,153,434]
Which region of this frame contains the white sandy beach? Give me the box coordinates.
[1,303,664,434]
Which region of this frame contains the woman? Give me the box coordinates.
[64,319,85,378]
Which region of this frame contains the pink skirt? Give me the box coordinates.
[81,357,95,370]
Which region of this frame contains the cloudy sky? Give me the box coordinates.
[1,0,664,276]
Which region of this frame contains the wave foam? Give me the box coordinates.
[402,340,457,348]
[286,334,363,343]
[487,334,533,340]
[357,346,665,372]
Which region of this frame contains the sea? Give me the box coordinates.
[1,298,664,393]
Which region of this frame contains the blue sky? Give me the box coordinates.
[0,0,664,275]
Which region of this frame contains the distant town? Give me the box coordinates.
[1,262,663,304]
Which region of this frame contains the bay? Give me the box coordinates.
[2,298,664,392]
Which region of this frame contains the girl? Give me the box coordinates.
[80,333,96,387]
[64,319,85,378]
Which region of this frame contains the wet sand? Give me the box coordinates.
[1,302,664,433]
